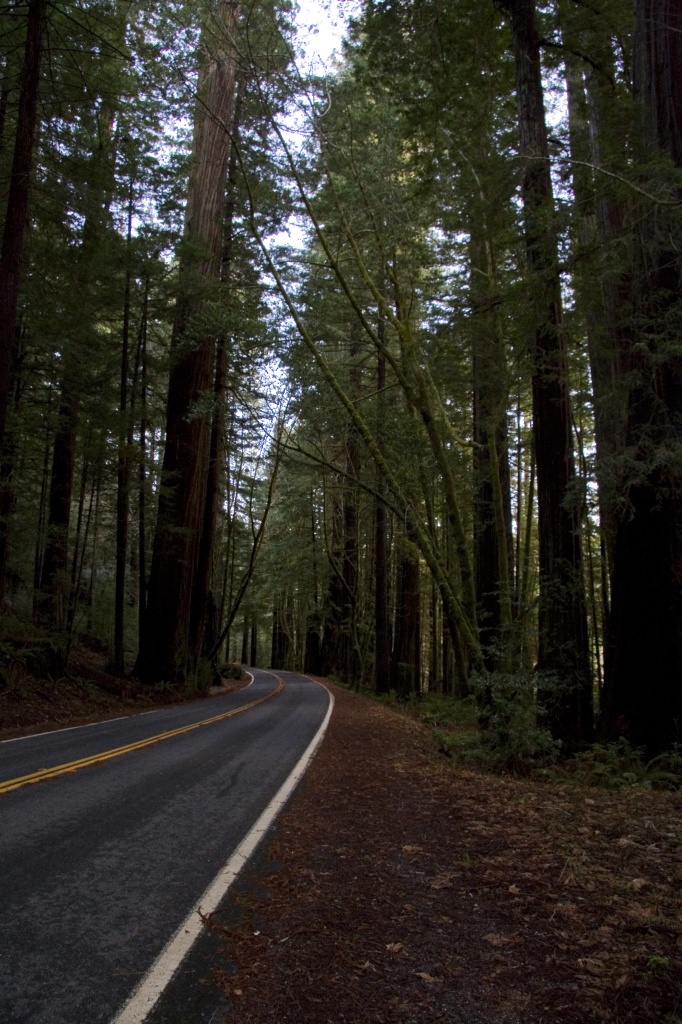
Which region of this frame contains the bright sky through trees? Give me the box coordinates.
[296,0,357,67]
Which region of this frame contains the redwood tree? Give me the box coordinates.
[501,0,593,747]
[136,0,239,685]
[0,0,45,469]
[600,0,682,755]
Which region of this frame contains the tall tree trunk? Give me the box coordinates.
[392,520,421,698]
[470,221,513,671]
[304,491,323,674]
[137,1,239,685]
[563,26,630,586]
[137,276,149,647]
[188,80,242,680]
[249,622,257,667]
[113,184,134,675]
[0,0,45,468]
[601,0,682,755]
[502,0,592,747]
[37,91,118,631]
[270,595,289,669]
[37,375,80,631]
[321,487,344,676]
[374,345,391,694]
[339,329,362,684]
[33,385,53,615]
[0,336,22,606]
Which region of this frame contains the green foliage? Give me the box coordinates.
[470,670,562,774]
[567,739,682,791]
[0,615,66,689]
[644,956,671,982]
[413,693,478,730]
[219,662,243,680]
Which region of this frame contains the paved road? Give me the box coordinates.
[0,670,330,1024]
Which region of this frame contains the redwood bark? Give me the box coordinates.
[502,0,592,747]
[470,226,513,671]
[374,347,391,694]
[188,80,243,679]
[392,521,421,698]
[136,1,239,685]
[0,0,45,466]
[37,376,80,630]
[113,187,134,675]
[601,0,682,754]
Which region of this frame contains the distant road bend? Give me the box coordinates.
[0,669,332,1024]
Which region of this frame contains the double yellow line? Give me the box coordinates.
[0,676,284,797]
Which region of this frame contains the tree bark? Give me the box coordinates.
[188,80,243,680]
[113,185,134,675]
[0,0,45,467]
[502,0,592,747]
[470,223,513,671]
[374,345,391,694]
[600,0,682,755]
[137,1,239,685]
[392,520,421,698]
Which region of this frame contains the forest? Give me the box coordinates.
[1,0,681,764]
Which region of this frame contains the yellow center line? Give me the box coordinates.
[0,676,285,797]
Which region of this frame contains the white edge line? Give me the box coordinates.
[0,673,255,745]
[110,677,333,1024]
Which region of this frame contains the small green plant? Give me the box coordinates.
[151,679,176,696]
[645,955,670,982]
[72,676,98,698]
[417,693,477,729]
[566,738,682,790]
[467,669,561,775]
[433,729,460,758]
[219,662,243,681]
[568,738,648,788]
[645,746,682,791]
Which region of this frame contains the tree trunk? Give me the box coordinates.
[0,0,45,467]
[563,27,630,585]
[37,375,80,631]
[249,622,257,667]
[502,0,592,748]
[113,186,134,675]
[137,1,239,685]
[188,78,243,679]
[304,492,323,674]
[470,223,513,671]
[0,337,22,606]
[392,521,421,698]
[137,274,150,646]
[601,0,682,755]
[374,358,391,694]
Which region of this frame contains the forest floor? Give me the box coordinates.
[2,666,681,1023]
[208,682,682,1024]
[0,646,248,740]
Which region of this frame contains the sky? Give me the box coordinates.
[295,0,358,69]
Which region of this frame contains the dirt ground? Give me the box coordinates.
[208,682,682,1024]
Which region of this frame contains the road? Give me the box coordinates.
[0,669,331,1024]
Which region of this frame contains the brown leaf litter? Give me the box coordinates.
[206,682,682,1024]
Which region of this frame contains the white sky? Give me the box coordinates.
[295,0,358,69]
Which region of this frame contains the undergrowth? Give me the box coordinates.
[369,677,682,789]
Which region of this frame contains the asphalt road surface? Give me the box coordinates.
[0,669,330,1024]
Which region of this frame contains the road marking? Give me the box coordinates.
[0,674,279,796]
[0,672,254,745]
[111,675,334,1024]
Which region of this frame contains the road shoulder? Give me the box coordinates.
[205,682,682,1024]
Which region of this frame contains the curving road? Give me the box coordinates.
[0,669,330,1024]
